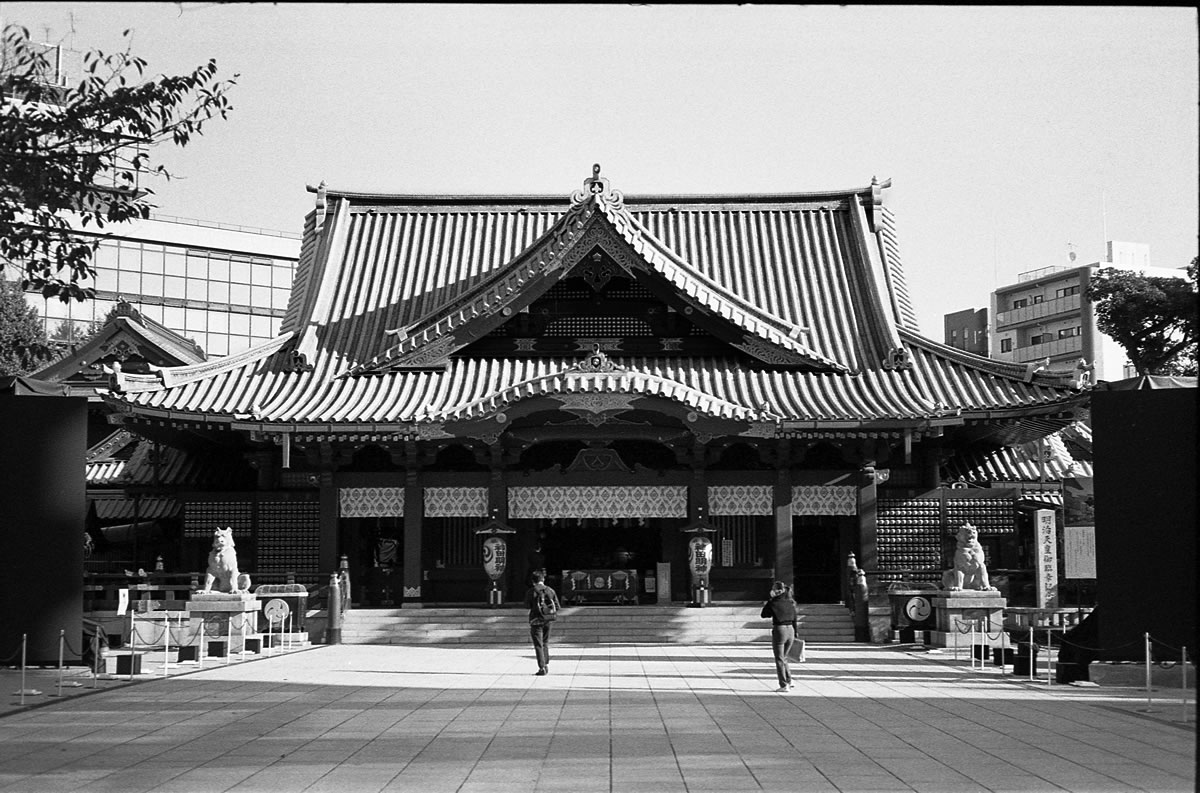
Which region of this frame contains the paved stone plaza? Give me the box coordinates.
[1,643,1194,793]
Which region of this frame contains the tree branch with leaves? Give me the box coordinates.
[1085,258,1198,376]
[1,23,238,301]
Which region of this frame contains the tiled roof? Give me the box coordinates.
[946,424,1094,483]
[104,169,1088,432]
[34,301,206,399]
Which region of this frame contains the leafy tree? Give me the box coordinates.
[1,23,237,301]
[48,316,101,346]
[1086,258,1198,376]
[0,277,52,375]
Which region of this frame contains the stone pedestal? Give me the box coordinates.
[186,593,261,653]
[930,591,1007,650]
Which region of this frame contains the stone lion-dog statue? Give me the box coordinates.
[197,527,251,594]
[942,523,996,592]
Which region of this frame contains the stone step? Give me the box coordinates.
[340,604,856,645]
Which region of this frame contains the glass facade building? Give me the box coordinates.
[29,215,301,358]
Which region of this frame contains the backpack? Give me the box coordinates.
[535,586,558,622]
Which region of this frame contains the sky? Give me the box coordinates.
[2,3,1196,333]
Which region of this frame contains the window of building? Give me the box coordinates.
[95,267,118,293]
[1056,285,1080,298]
[162,305,184,329]
[229,258,252,285]
[94,243,118,271]
[186,251,209,279]
[228,312,251,336]
[1031,295,1044,304]
[1011,298,1028,309]
[164,250,186,276]
[185,277,208,301]
[249,314,272,338]
[208,311,230,334]
[209,281,230,304]
[250,284,271,308]
[117,269,140,294]
[185,307,207,332]
[1029,333,1050,345]
[1000,338,1013,353]
[206,335,229,357]
[141,245,165,274]
[1057,326,1081,338]
[228,282,250,305]
[141,273,163,296]
[209,255,230,282]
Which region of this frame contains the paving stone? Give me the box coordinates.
[0,642,1193,793]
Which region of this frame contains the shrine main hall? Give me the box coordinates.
[99,166,1089,611]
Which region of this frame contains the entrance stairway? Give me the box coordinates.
[340,603,856,645]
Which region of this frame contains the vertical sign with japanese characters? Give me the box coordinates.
[1033,509,1058,608]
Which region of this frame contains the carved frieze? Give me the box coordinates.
[564,447,633,474]
[415,422,454,441]
[395,336,456,368]
[553,393,635,415]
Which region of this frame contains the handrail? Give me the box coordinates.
[1005,606,1094,631]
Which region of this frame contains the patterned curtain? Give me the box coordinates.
[791,485,857,516]
[424,487,488,517]
[508,485,688,519]
[338,487,405,517]
[708,485,772,516]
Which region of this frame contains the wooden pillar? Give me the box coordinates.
[317,442,339,575]
[402,441,423,605]
[857,464,879,593]
[773,468,792,589]
[857,439,879,571]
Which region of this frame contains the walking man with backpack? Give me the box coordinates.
[525,569,561,675]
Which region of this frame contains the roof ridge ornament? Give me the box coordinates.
[574,345,621,374]
[570,163,624,209]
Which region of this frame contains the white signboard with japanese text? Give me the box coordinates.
[1034,509,1059,608]
[1064,526,1097,579]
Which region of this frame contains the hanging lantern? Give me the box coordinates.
[688,535,713,580]
[482,536,508,581]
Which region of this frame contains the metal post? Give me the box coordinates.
[19,633,26,705]
[91,631,99,688]
[1181,646,1189,724]
[128,614,137,681]
[326,573,343,645]
[55,630,64,697]
[163,614,171,677]
[198,616,205,670]
[1141,632,1154,712]
[225,615,232,665]
[1046,627,1053,686]
[240,613,247,660]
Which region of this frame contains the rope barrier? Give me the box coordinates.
[0,644,23,665]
